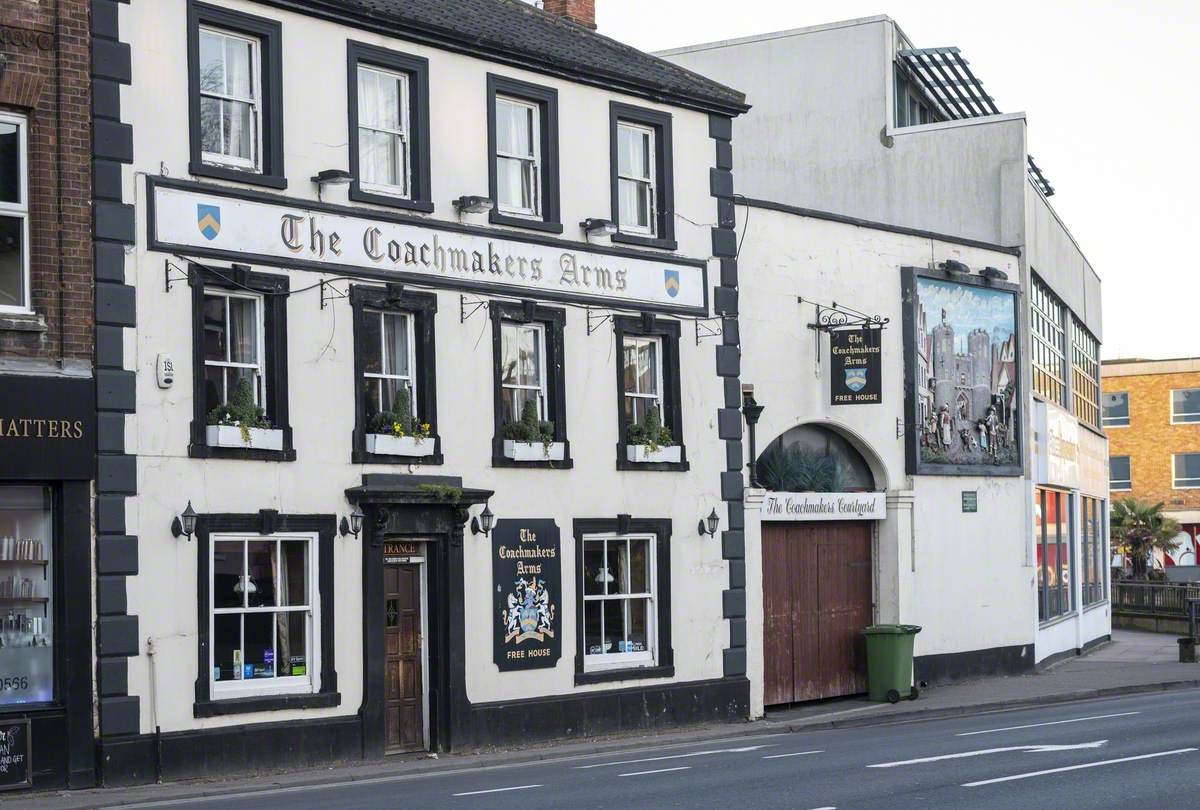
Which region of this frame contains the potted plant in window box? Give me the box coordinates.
[205,378,283,451]
[502,400,564,461]
[365,397,433,457]
[626,408,680,463]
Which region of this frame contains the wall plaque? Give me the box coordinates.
[492,519,561,672]
[0,718,31,792]
[962,491,978,513]
[0,376,96,480]
[760,492,886,521]
[830,328,882,405]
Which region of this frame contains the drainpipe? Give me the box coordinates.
[147,636,163,783]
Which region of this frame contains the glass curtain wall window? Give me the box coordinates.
[1175,454,1200,489]
[198,27,261,170]
[500,321,547,424]
[211,534,315,695]
[1035,488,1072,621]
[362,310,416,420]
[893,70,940,128]
[582,535,655,669]
[1080,496,1106,606]
[623,336,663,428]
[1109,455,1131,491]
[0,486,54,705]
[1102,392,1130,428]
[616,122,656,236]
[1171,389,1200,424]
[1030,278,1067,407]
[1070,319,1101,428]
[495,96,540,217]
[0,113,28,312]
[357,65,411,197]
[203,291,265,416]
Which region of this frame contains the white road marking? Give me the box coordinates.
[576,744,771,769]
[962,747,1199,787]
[806,806,837,810]
[956,711,1140,736]
[868,740,1108,768]
[762,750,825,759]
[619,766,692,777]
[453,784,543,797]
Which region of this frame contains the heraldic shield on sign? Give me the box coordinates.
[492,519,562,671]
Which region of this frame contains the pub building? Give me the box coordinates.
[0,0,97,791]
[96,0,749,783]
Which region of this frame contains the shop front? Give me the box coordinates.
[0,374,95,790]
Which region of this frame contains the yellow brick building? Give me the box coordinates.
[1101,357,1200,559]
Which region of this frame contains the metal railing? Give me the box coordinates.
[1112,582,1200,618]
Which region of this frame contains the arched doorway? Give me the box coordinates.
[757,423,880,706]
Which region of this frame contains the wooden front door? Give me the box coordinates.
[384,563,424,752]
[763,521,873,706]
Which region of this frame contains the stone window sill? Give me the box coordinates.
[0,312,47,333]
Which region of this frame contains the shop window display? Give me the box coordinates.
[0,486,53,705]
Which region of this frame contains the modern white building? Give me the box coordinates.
[663,14,1110,711]
[93,0,751,783]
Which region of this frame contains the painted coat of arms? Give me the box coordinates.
[196,203,222,240]
[844,367,868,392]
[502,576,555,644]
[663,268,680,298]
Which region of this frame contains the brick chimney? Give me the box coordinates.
[542,0,596,30]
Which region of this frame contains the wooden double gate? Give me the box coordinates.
[762,521,873,706]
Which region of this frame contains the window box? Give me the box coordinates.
[625,444,681,464]
[206,425,283,451]
[503,439,565,462]
[365,433,433,457]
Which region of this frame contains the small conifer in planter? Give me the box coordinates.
[625,407,675,452]
[206,378,270,444]
[502,400,556,457]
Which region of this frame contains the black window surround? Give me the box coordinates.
[490,300,571,469]
[614,315,687,472]
[188,263,295,462]
[346,40,434,213]
[351,284,441,465]
[187,1,286,190]
[573,517,673,686]
[609,102,676,251]
[193,512,339,717]
[486,73,562,234]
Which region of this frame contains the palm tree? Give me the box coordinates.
[1110,498,1182,579]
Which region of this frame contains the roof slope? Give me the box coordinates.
[271,0,748,115]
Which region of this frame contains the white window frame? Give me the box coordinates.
[203,289,267,412]
[494,95,541,218]
[623,335,664,427]
[1102,391,1130,428]
[357,64,412,198]
[582,533,657,672]
[1109,455,1132,491]
[198,26,263,172]
[1170,388,1200,425]
[500,320,548,420]
[209,532,319,699]
[363,309,417,415]
[0,112,30,314]
[1174,454,1200,490]
[616,121,656,237]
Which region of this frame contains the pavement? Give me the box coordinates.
[14,629,1200,809]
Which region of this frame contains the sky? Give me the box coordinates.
[918,278,1015,350]
[596,0,1200,361]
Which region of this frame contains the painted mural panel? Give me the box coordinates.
[904,269,1022,476]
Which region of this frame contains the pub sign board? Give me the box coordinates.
[829,328,883,405]
[0,376,96,480]
[0,718,31,792]
[492,519,561,672]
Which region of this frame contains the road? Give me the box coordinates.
[103,689,1200,809]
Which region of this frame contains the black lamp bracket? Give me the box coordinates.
[800,297,890,333]
[460,295,489,324]
[586,307,614,336]
[319,279,349,310]
[694,317,723,345]
[164,259,190,293]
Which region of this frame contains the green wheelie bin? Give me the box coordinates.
[863,624,922,703]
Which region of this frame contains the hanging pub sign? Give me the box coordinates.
[492,519,561,672]
[0,376,95,480]
[829,328,882,405]
[0,718,31,792]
